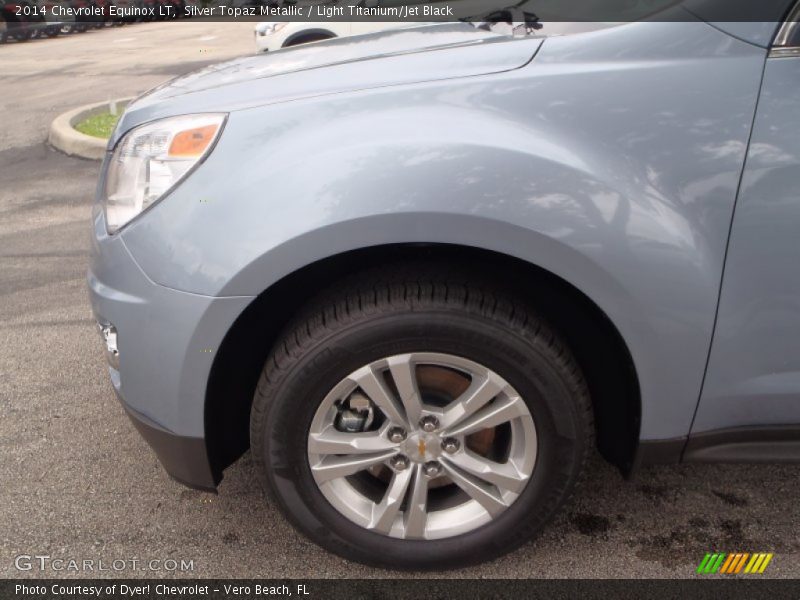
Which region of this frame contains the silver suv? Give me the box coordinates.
[89,6,800,569]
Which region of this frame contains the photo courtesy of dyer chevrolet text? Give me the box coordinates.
[15,584,308,597]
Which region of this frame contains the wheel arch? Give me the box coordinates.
[281,28,336,48]
[204,243,641,484]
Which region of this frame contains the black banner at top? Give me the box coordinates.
[10,0,798,23]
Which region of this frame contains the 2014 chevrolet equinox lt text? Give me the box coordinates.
[88,1,800,569]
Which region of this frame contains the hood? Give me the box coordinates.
[113,23,541,145]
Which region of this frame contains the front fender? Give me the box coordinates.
[122,21,766,440]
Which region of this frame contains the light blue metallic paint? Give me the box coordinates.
[89,208,253,437]
[683,0,791,46]
[694,54,800,432]
[111,24,541,147]
[111,20,770,442]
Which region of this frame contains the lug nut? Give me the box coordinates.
[441,438,460,454]
[387,427,407,443]
[390,455,409,471]
[423,461,442,478]
[419,416,439,432]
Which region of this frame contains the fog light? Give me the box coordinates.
[97,323,119,370]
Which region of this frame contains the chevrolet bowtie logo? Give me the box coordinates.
[418,439,426,459]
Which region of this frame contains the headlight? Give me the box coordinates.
[257,22,288,36]
[103,113,226,234]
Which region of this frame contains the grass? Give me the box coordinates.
[74,111,121,139]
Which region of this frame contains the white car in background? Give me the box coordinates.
[254,21,415,52]
[252,0,561,52]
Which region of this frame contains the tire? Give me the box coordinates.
[250,265,594,569]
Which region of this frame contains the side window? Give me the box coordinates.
[773,3,800,54]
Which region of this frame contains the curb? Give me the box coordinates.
[48,98,132,160]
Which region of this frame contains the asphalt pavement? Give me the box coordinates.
[1,21,799,580]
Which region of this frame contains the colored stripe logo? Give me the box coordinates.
[697,552,773,574]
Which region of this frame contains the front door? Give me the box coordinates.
[691,9,800,457]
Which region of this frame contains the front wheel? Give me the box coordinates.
[250,267,594,569]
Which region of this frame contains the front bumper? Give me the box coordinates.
[88,206,253,490]
[122,401,218,492]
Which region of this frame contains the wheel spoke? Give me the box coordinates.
[348,364,408,427]
[440,372,506,431]
[441,461,508,517]
[441,450,529,493]
[444,395,527,437]
[403,464,429,539]
[310,450,397,483]
[308,426,396,455]
[368,468,413,534]
[386,354,424,425]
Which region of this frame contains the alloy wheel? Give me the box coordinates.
[307,352,537,540]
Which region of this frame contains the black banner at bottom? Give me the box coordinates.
[4,579,800,600]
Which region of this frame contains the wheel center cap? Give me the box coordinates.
[403,432,441,463]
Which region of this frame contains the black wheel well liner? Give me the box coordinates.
[281,29,336,48]
[205,244,641,484]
